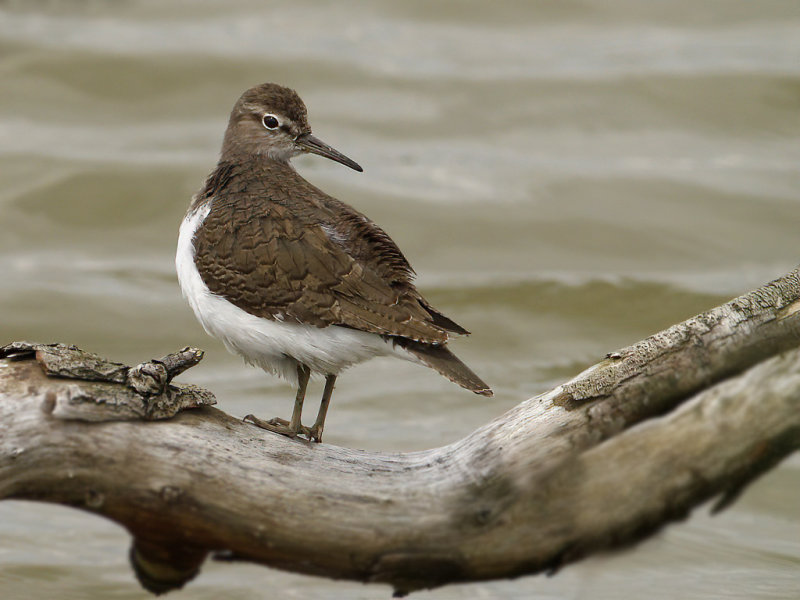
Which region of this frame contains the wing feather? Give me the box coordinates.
[193,199,456,343]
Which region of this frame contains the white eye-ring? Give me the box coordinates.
[262,114,280,130]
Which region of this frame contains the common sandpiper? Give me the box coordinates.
[176,83,492,443]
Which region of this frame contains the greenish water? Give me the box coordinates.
[1,1,798,598]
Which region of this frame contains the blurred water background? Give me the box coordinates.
[0,1,798,598]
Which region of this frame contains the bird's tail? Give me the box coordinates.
[394,338,493,397]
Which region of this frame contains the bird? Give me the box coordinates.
[176,82,492,443]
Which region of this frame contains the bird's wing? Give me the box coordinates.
[192,199,461,343]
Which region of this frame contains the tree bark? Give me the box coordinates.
[1,268,799,596]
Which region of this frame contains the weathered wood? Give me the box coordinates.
[0,342,215,421]
[1,268,799,596]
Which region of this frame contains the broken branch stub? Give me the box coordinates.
[0,342,215,422]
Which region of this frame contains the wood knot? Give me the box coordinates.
[474,507,492,525]
[85,488,105,508]
[128,362,169,396]
[160,485,183,504]
[41,390,57,414]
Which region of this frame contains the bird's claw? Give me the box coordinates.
[308,425,323,443]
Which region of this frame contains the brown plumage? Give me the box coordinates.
[194,160,462,343]
[177,82,492,443]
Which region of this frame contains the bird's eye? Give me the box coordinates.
[262,114,280,130]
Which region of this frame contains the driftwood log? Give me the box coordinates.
[1,267,799,596]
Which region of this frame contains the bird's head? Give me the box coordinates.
[221,82,362,172]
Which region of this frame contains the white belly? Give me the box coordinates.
[176,204,398,385]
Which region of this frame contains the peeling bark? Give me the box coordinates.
[1,268,799,596]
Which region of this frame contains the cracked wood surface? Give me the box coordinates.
[0,267,799,596]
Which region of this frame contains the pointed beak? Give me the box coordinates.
[295,133,363,172]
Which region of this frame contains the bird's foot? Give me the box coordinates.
[307,425,324,443]
[243,414,313,441]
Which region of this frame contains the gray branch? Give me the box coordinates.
[1,267,799,596]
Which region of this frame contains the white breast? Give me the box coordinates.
[176,204,400,385]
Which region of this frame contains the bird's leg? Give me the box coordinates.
[287,364,310,432]
[308,374,336,443]
[244,364,312,440]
